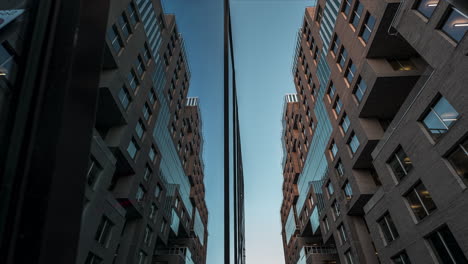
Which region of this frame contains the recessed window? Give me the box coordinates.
[149,203,156,219]
[342,0,352,17]
[135,120,145,139]
[426,225,468,264]
[388,58,416,71]
[332,201,341,219]
[148,89,156,105]
[388,147,413,180]
[330,141,338,159]
[338,224,347,245]
[404,181,436,221]
[154,184,162,198]
[149,146,157,162]
[340,113,350,134]
[137,251,147,264]
[0,42,15,78]
[391,251,412,264]
[87,157,102,187]
[338,47,348,69]
[316,5,324,23]
[136,185,146,202]
[422,96,459,139]
[348,132,360,154]
[323,216,330,232]
[345,60,357,84]
[441,7,468,43]
[353,76,367,102]
[107,25,123,53]
[144,166,151,181]
[127,70,139,91]
[143,103,151,121]
[127,2,139,26]
[351,1,364,29]
[143,44,151,63]
[135,55,145,76]
[95,216,113,247]
[313,48,321,62]
[333,97,343,116]
[447,138,468,184]
[118,86,131,109]
[160,219,167,234]
[328,83,336,100]
[343,181,353,201]
[336,160,345,177]
[331,35,340,55]
[359,13,376,43]
[378,212,399,244]
[326,181,335,197]
[118,13,131,39]
[143,226,153,246]
[415,0,439,18]
[85,252,103,264]
[345,250,355,264]
[127,138,139,159]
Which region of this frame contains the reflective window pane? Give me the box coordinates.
[441,8,468,43]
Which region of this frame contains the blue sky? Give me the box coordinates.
[163,0,310,263]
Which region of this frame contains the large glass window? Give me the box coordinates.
[359,13,376,43]
[353,76,367,102]
[441,7,468,43]
[119,86,131,109]
[118,13,132,39]
[342,0,352,17]
[338,47,348,69]
[127,138,139,159]
[127,70,139,91]
[331,35,340,55]
[416,0,439,18]
[391,251,412,264]
[340,113,350,134]
[348,132,360,154]
[338,224,347,245]
[135,120,145,139]
[343,181,353,201]
[345,60,357,84]
[404,182,436,221]
[333,97,343,116]
[351,1,364,28]
[345,250,355,264]
[107,25,123,53]
[127,2,139,26]
[377,212,399,244]
[426,225,468,264]
[422,96,459,139]
[95,216,113,247]
[447,138,468,184]
[388,147,413,180]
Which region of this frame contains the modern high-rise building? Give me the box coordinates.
[76,1,209,264]
[281,0,468,263]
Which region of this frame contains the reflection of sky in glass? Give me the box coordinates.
[442,8,468,42]
[423,97,459,136]
[417,0,439,18]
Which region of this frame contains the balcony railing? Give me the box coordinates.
[303,246,337,255]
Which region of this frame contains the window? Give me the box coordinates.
[336,161,345,177]
[345,60,357,84]
[333,97,343,116]
[136,185,146,202]
[316,5,323,24]
[447,138,468,184]
[342,0,352,17]
[415,0,439,18]
[388,58,416,71]
[118,13,131,39]
[426,225,468,264]
[95,216,113,247]
[332,201,341,219]
[85,252,103,264]
[388,147,413,180]
[330,141,338,159]
[144,166,151,181]
[340,114,350,134]
[127,2,139,26]
[149,203,156,219]
[351,1,364,28]
[338,224,347,245]
[148,89,156,105]
[143,44,151,62]
[353,76,367,102]
[392,251,412,264]
[327,83,336,100]
[326,181,334,197]
[135,120,145,139]
[348,133,360,154]
[154,184,162,198]
[149,146,156,162]
[323,216,330,232]
[345,250,355,264]
[144,226,153,246]
[87,157,102,187]
[127,138,139,159]
[405,182,436,221]
[422,96,459,139]
[138,251,147,264]
[360,13,376,43]
[0,42,15,78]
[441,7,468,43]
[378,212,399,244]
[160,219,167,233]
[135,55,145,76]
[107,25,123,53]
[127,70,139,91]
[338,47,348,69]
[331,35,340,55]
[143,103,151,121]
[119,86,131,109]
[343,181,353,200]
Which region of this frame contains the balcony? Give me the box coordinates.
[357,57,427,120]
[344,169,380,216]
[154,247,195,264]
[296,245,339,264]
[350,118,385,169]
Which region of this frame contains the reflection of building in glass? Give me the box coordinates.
[281,0,468,263]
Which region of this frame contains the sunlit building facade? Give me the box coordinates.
[281,0,468,263]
